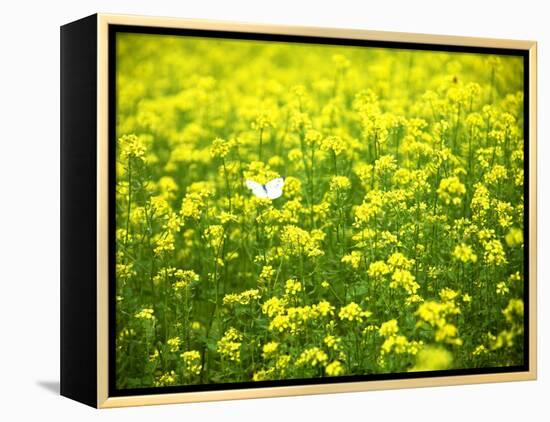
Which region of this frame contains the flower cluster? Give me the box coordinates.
[180,350,202,376]
[114,33,525,389]
[223,289,261,306]
[217,328,243,362]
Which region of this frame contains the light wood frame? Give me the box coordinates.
[61,13,537,408]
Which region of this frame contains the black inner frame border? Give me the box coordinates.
[108,23,531,398]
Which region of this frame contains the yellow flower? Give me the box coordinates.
[387,252,415,271]
[502,299,524,324]
[116,263,135,281]
[325,360,345,376]
[354,163,374,186]
[508,271,522,283]
[149,349,159,362]
[483,239,507,266]
[330,176,351,191]
[269,314,290,332]
[289,109,311,132]
[435,323,462,345]
[484,164,508,185]
[280,225,325,258]
[296,347,328,367]
[162,211,182,233]
[285,279,303,296]
[409,346,453,371]
[219,211,238,225]
[166,337,181,353]
[261,296,286,317]
[157,176,178,198]
[341,251,362,269]
[153,232,175,255]
[339,302,370,322]
[472,345,488,356]
[283,176,302,198]
[453,243,477,264]
[119,134,146,160]
[471,183,491,219]
[437,176,466,205]
[494,200,514,228]
[496,281,509,295]
[210,137,235,158]
[324,335,342,350]
[180,191,208,221]
[354,202,379,224]
[244,161,280,185]
[180,350,202,375]
[217,328,243,362]
[439,288,459,302]
[251,110,276,130]
[305,129,323,146]
[405,294,424,306]
[173,269,200,291]
[262,341,279,359]
[390,269,419,295]
[204,225,225,249]
[332,54,350,70]
[276,355,291,371]
[154,370,177,387]
[313,300,335,317]
[374,155,397,174]
[223,289,261,306]
[252,368,274,381]
[379,319,399,337]
[288,148,303,163]
[505,227,523,247]
[259,265,275,283]
[416,298,462,346]
[134,308,155,320]
[381,335,422,355]
[321,135,345,156]
[367,261,391,278]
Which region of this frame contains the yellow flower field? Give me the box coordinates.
[114,32,525,389]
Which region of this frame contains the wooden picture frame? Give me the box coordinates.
[60,13,537,408]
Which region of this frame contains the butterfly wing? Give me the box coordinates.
[245,180,268,198]
[264,177,284,199]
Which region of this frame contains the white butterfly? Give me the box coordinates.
[245,177,285,199]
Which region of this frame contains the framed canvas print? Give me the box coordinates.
[60,13,537,408]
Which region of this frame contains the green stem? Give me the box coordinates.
[310,144,316,228]
[124,158,132,247]
[222,158,232,212]
[258,128,264,161]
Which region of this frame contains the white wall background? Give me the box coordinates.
[0,0,546,420]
